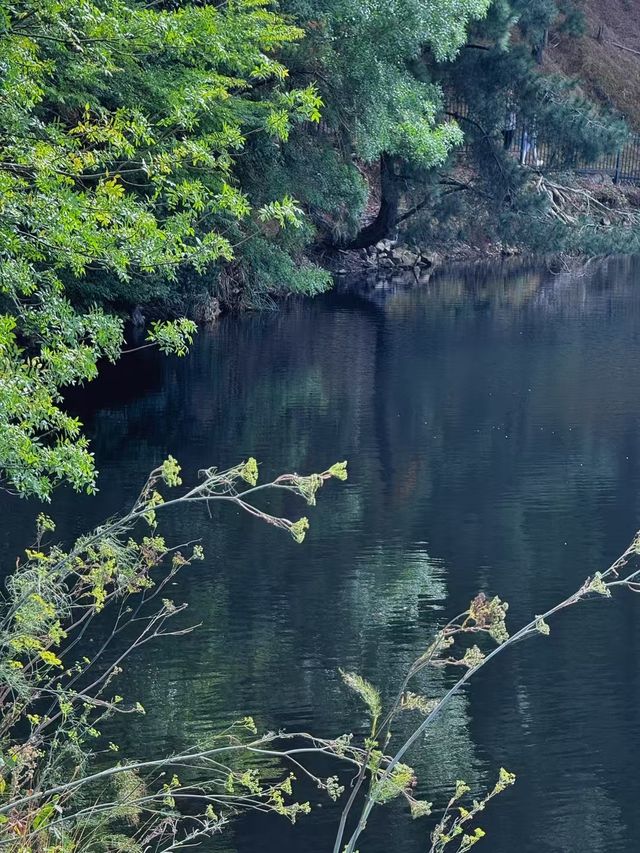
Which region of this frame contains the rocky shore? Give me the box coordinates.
[326,237,519,280]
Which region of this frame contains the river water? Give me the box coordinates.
[4,257,640,852]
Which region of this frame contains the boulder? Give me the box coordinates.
[418,251,436,267]
[390,247,420,267]
[190,295,221,324]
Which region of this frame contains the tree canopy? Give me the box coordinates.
[0,0,323,498]
[0,0,634,499]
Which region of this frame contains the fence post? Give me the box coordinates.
[614,148,621,185]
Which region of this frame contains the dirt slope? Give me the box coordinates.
[546,0,640,127]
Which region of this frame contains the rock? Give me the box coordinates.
[190,295,221,324]
[418,251,435,267]
[375,238,396,252]
[378,256,394,268]
[131,306,145,326]
[390,247,420,267]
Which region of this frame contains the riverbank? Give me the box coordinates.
[128,170,640,326]
[315,169,640,289]
[317,237,515,282]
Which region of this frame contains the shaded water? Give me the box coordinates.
[5,257,640,851]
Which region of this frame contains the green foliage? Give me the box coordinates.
[399,691,439,716]
[0,294,122,499]
[429,769,516,852]
[146,319,196,357]
[239,130,369,246]
[468,593,510,644]
[0,456,346,852]
[290,516,310,543]
[0,0,326,498]
[329,461,349,481]
[260,0,630,257]
[160,455,183,488]
[232,0,492,246]
[0,0,630,504]
[3,467,640,853]
[286,0,490,162]
[409,0,635,255]
[461,645,485,668]
[372,762,415,804]
[240,457,259,487]
[329,531,640,853]
[221,232,331,309]
[588,571,612,597]
[339,669,382,729]
[535,616,551,635]
[332,581,548,853]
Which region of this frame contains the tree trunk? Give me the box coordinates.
[344,153,402,249]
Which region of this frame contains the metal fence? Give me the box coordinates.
[507,123,640,183]
[446,101,640,184]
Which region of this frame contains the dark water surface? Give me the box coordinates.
[5,257,640,852]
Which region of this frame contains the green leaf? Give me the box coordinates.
[339,669,382,724]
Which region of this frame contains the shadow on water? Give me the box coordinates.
[4,256,640,851]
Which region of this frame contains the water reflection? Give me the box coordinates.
[3,256,640,851]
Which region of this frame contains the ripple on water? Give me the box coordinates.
[4,258,640,852]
